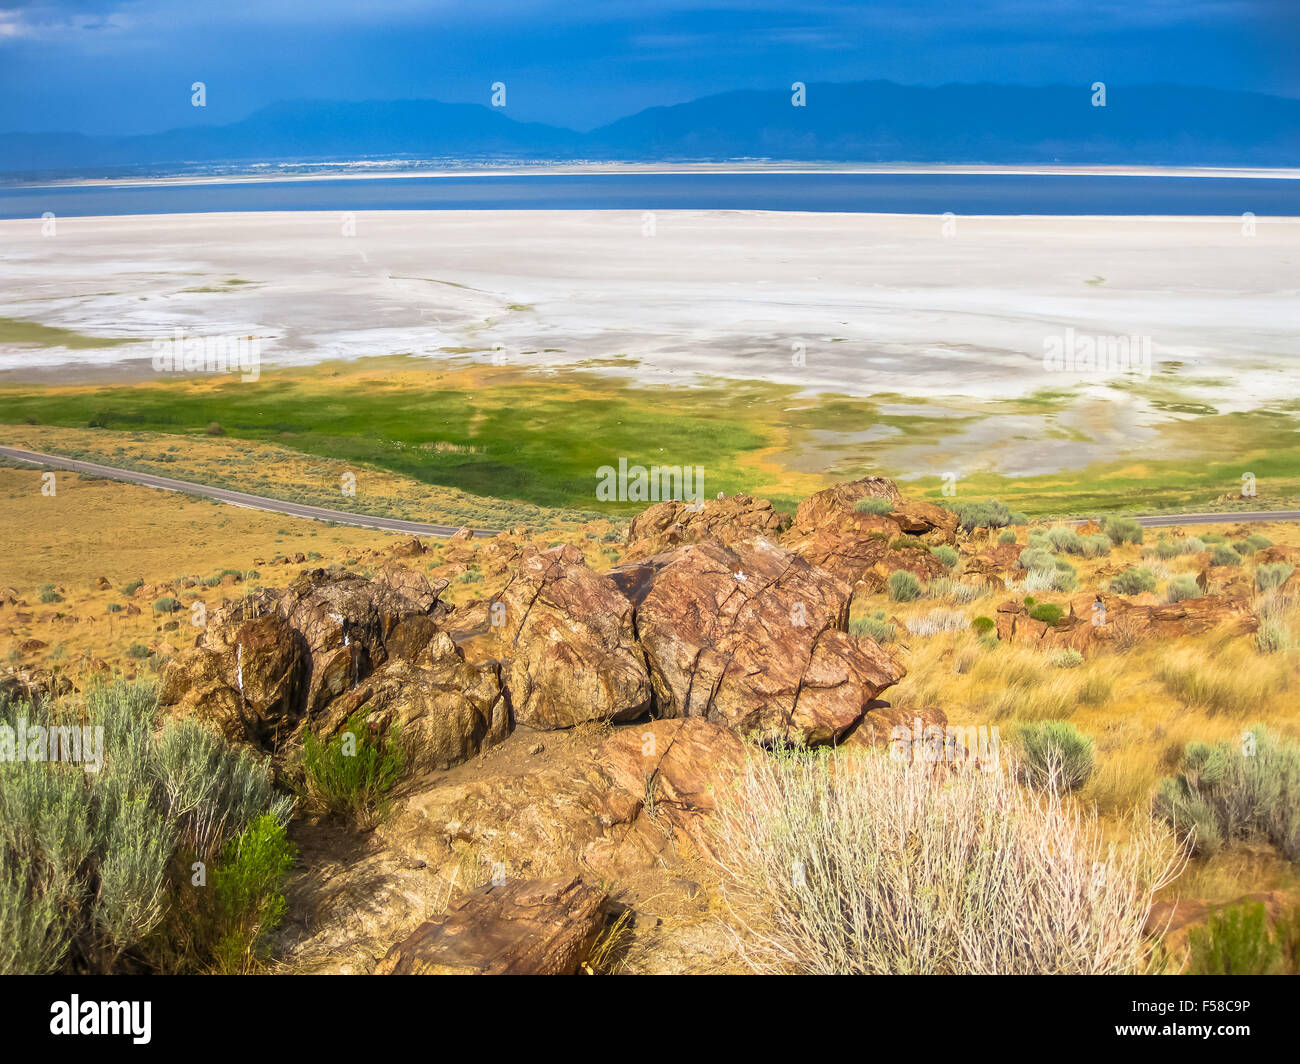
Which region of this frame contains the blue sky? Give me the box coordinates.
[1,0,1296,134]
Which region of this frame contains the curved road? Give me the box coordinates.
[1,443,1297,533]
[0,445,503,538]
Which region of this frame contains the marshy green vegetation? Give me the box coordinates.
[2,355,1299,519]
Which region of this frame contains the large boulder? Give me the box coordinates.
[314,633,508,771]
[280,569,439,713]
[791,476,958,543]
[625,493,791,560]
[489,544,652,729]
[962,542,1024,589]
[374,876,608,975]
[794,476,901,532]
[785,530,949,592]
[781,476,955,588]
[160,569,448,750]
[159,604,302,745]
[610,538,904,745]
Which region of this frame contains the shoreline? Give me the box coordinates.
[11,161,1300,191]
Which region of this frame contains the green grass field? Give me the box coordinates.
[2,356,1298,519]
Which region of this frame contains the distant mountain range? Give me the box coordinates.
[3,80,1298,176]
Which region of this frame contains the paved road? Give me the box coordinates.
[2,443,1297,534]
[1132,510,1300,527]
[0,445,503,538]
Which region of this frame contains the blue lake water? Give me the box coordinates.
[1,171,1298,219]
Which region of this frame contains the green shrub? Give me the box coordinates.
[1244,534,1273,552]
[886,570,921,602]
[853,497,893,515]
[126,644,151,659]
[998,529,1018,545]
[1081,533,1113,558]
[0,682,291,975]
[1008,512,1028,526]
[123,580,143,596]
[210,815,296,974]
[153,596,180,613]
[39,586,63,604]
[1017,720,1095,792]
[1049,560,1079,593]
[849,617,896,644]
[105,603,123,614]
[971,616,996,634]
[1110,567,1157,595]
[1101,516,1143,545]
[1201,532,1227,545]
[1165,575,1202,603]
[950,499,1012,532]
[1154,727,1300,861]
[1044,526,1082,553]
[300,710,405,828]
[1255,619,1292,655]
[1044,527,1108,557]
[1187,903,1283,975]
[1029,603,1064,625]
[1155,538,1186,560]
[1256,562,1294,592]
[888,536,928,552]
[930,545,959,569]
[1017,547,1055,572]
[1210,545,1242,567]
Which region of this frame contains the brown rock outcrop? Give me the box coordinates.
[611,538,903,744]
[315,633,508,771]
[793,476,901,531]
[599,718,746,858]
[625,493,791,560]
[781,476,955,588]
[785,530,948,592]
[160,569,449,750]
[159,606,302,745]
[489,544,651,729]
[994,591,1258,652]
[375,876,608,975]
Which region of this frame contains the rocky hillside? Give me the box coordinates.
[4,475,1297,974]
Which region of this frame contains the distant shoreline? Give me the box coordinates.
[11,161,1300,192]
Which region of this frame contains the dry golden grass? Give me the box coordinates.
[0,463,621,680]
[4,444,1299,923]
[0,422,611,534]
